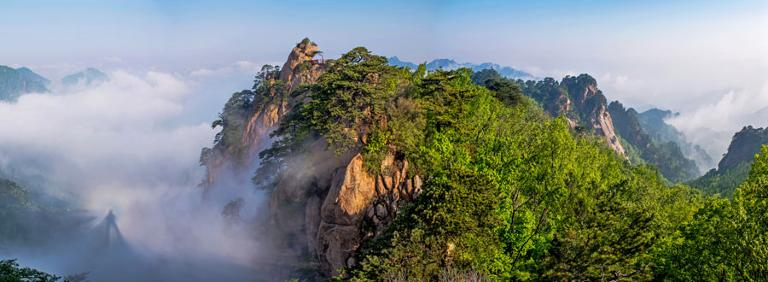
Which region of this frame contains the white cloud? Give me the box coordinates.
[0,70,266,277]
[667,84,768,159]
[189,60,264,78]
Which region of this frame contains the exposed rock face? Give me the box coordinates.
[267,143,421,275]
[201,38,326,191]
[315,153,420,274]
[521,74,625,156]
[201,39,421,276]
[690,126,768,196]
[560,74,625,156]
[280,38,323,89]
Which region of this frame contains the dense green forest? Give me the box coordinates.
[248,47,768,280]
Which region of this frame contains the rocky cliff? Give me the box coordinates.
[519,74,626,156]
[201,39,421,277]
[717,126,768,172]
[201,38,326,192]
[267,146,420,275]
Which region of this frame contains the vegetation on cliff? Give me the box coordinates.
[608,101,700,182]
[208,42,768,280]
[340,66,700,280]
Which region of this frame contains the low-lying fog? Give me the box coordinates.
[0,65,283,281]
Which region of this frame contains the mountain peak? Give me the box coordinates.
[0,65,50,101]
[61,68,108,86]
[718,126,768,172]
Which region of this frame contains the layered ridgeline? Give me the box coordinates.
[635,108,716,173]
[498,69,701,182]
[0,66,49,101]
[200,38,768,280]
[0,66,107,101]
[508,73,627,156]
[388,57,533,79]
[691,126,768,196]
[607,102,700,182]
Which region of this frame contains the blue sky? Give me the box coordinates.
[2,1,762,68]
[0,0,766,166]
[0,1,766,113]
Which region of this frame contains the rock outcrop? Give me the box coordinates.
[201,38,326,191]
[520,74,626,156]
[201,39,421,276]
[560,74,625,156]
[314,152,420,274]
[690,126,768,196]
[266,137,421,275]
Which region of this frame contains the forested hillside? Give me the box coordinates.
[636,108,715,172]
[608,102,700,182]
[201,40,768,280]
[507,69,700,182]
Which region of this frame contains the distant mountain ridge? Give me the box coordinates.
[388,56,533,79]
[0,65,49,101]
[513,72,627,156]
[608,102,700,182]
[499,69,701,182]
[62,68,108,86]
[636,108,715,173]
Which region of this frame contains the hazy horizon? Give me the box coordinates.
[2,1,766,159]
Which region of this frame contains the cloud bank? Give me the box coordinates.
[667,84,768,162]
[0,69,275,280]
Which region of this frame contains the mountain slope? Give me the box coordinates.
[0,66,49,101]
[201,40,738,280]
[608,102,700,182]
[636,108,715,173]
[510,69,699,182]
[690,126,768,196]
[515,73,626,156]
